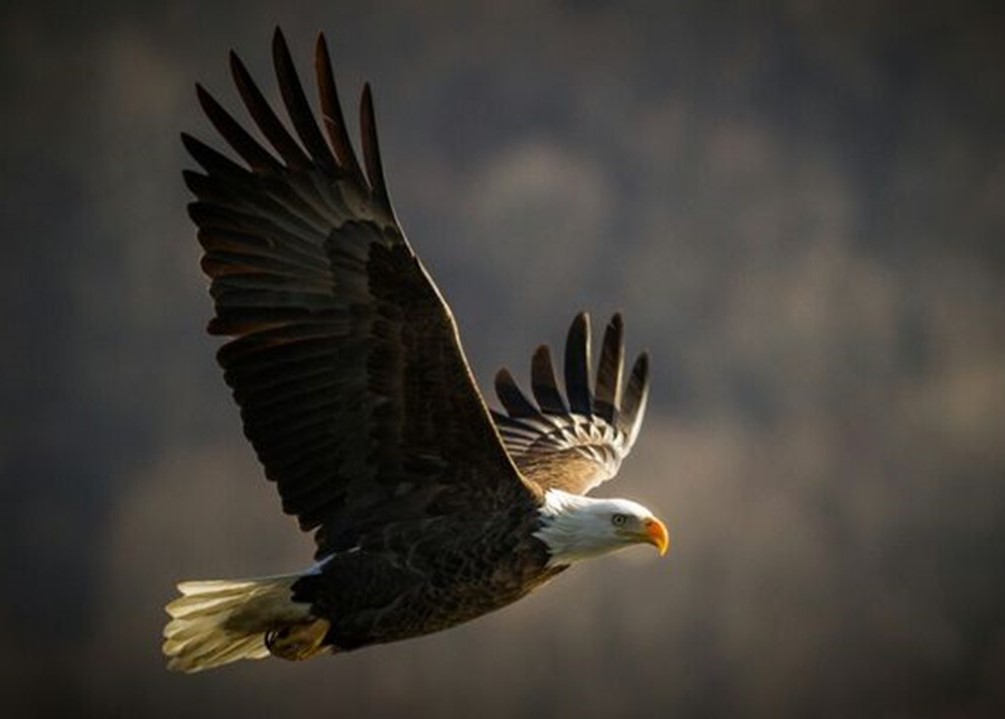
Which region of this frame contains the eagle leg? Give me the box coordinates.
[265,617,332,661]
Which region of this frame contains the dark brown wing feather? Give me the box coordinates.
[492,313,650,495]
[185,28,539,558]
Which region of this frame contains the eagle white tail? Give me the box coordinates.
[163,573,326,673]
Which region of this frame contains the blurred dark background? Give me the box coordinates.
[2,1,1004,717]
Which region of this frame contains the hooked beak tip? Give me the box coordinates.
[644,517,670,556]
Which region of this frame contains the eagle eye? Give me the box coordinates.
[611,513,628,526]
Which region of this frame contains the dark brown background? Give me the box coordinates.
[2,1,1004,717]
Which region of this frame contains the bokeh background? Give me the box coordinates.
[2,1,1004,717]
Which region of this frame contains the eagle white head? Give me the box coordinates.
[534,489,670,567]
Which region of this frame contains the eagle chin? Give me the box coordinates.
[163,28,667,674]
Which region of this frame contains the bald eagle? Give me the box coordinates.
[163,28,668,673]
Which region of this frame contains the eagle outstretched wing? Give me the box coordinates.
[184,29,540,559]
[491,313,650,495]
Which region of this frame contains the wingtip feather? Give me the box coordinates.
[564,312,593,416]
[315,34,368,187]
[360,82,392,212]
[594,313,625,422]
[531,345,567,415]
[620,351,650,444]
[495,368,540,418]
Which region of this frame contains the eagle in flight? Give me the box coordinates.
[163,28,668,673]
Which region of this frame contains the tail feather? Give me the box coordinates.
[163,573,315,673]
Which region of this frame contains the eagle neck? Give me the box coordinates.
[533,489,609,567]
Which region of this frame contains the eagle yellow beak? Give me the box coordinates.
[644,517,670,556]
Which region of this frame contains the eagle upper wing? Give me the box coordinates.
[184,29,540,558]
[491,313,650,496]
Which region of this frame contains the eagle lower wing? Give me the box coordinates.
[184,29,539,558]
[491,313,650,495]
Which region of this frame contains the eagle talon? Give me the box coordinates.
[266,618,331,661]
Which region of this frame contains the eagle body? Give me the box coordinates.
[163,28,667,673]
[295,506,562,651]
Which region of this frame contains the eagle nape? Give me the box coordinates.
[163,27,666,674]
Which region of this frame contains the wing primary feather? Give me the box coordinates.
[531,345,568,415]
[620,352,650,446]
[359,83,393,213]
[182,169,213,197]
[563,312,593,416]
[495,368,542,419]
[271,27,338,174]
[593,313,624,423]
[195,84,281,173]
[181,132,252,181]
[314,34,368,188]
[229,49,312,170]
